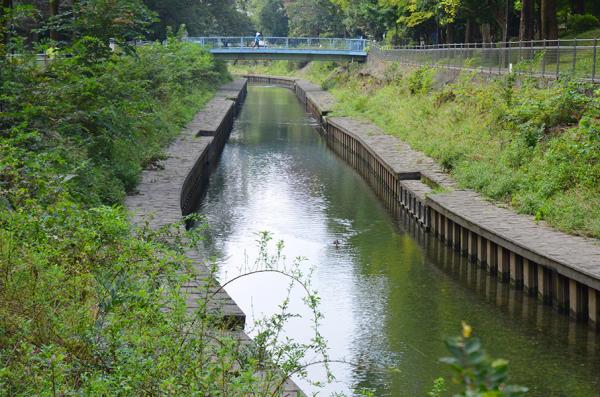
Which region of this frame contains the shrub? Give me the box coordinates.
[406,66,435,94]
[0,40,228,206]
[441,323,528,396]
[567,14,599,34]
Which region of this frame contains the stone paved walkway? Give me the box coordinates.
[328,117,456,188]
[125,84,245,325]
[428,191,600,290]
[126,79,305,396]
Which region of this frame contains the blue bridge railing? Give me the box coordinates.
[184,37,367,53]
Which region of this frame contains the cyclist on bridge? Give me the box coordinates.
[253,32,262,48]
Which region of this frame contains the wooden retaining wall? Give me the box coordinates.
[244,74,600,331]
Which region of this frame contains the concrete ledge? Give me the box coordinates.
[190,97,235,137]
[126,79,249,327]
[256,73,600,329]
[327,117,452,186]
[427,191,600,291]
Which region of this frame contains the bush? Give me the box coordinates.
[290,62,600,238]
[406,66,435,94]
[0,40,228,206]
[441,323,528,396]
[567,13,599,34]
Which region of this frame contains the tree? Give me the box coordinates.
[334,0,396,39]
[286,0,344,37]
[519,0,534,40]
[259,0,288,36]
[49,0,59,40]
[541,0,557,40]
[143,0,254,40]
[71,0,156,43]
[570,0,584,15]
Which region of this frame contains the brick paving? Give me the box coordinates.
[125,81,248,324]
[125,78,305,396]
[327,117,456,188]
[428,191,600,290]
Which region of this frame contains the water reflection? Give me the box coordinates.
[195,86,600,397]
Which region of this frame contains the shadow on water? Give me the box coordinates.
[195,85,600,397]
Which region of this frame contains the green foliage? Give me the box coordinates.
[283,61,600,238]
[406,65,435,94]
[0,204,331,394]
[566,13,599,34]
[1,36,338,392]
[286,0,345,37]
[440,323,528,396]
[30,0,158,46]
[259,0,289,36]
[428,377,447,396]
[143,0,255,40]
[334,0,397,39]
[73,0,157,43]
[1,40,227,206]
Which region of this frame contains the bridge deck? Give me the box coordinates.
[210,48,367,61]
[187,36,367,61]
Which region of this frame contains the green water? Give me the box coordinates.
[196,86,600,396]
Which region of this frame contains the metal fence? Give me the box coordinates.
[371,39,599,82]
[185,36,367,53]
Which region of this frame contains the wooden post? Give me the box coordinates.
[537,266,552,304]
[569,279,588,320]
[487,240,497,273]
[477,236,487,266]
[497,247,510,282]
[523,258,537,295]
[589,288,598,328]
[509,252,524,289]
[553,272,569,312]
[445,218,453,246]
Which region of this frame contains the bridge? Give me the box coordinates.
[185,37,368,62]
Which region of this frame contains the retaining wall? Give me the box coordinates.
[126,78,306,396]
[126,80,248,327]
[244,73,600,330]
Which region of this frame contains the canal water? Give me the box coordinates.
[196,86,600,396]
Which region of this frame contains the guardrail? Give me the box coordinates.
[185,36,367,53]
[371,39,599,82]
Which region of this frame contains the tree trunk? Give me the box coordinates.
[519,0,534,41]
[571,0,585,14]
[541,0,558,40]
[493,1,508,43]
[535,0,542,39]
[446,23,454,44]
[465,19,475,43]
[481,23,492,44]
[49,0,60,41]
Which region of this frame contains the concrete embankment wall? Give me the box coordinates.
[244,73,600,330]
[126,79,305,396]
[126,79,248,327]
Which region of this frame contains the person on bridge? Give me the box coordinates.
[253,32,262,48]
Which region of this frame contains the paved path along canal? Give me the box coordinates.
[195,86,600,396]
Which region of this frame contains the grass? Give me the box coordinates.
[235,60,600,239]
[561,27,600,39]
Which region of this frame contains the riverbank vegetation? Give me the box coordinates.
[1,0,539,394]
[1,2,332,394]
[232,60,600,238]
[244,0,600,46]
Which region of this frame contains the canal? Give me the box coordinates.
[196,85,600,396]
